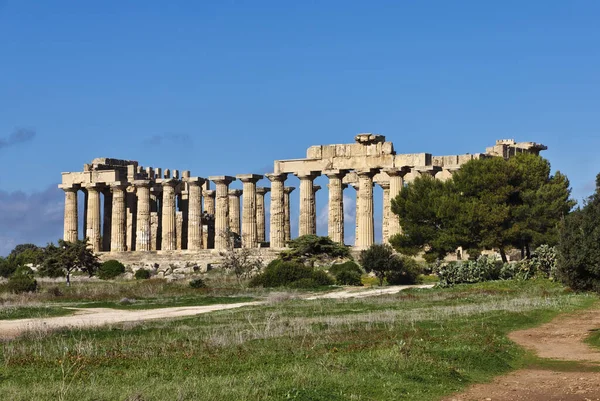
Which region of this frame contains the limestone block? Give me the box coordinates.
[61,171,91,186]
[306,145,322,159]
[321,145,336,159]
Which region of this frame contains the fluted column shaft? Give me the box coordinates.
[325,171,346,244]
[61,185,79,243]
[296,172,320,236]
[85,184,102,252]
[135,181,151,251]
[357,169,378,248]
[385,167,410,239]
[110,184,127,252]
[210,176,235,250]
[267,173,287,248]
[256,187,270,243]
[228,190,242,239]
[187,179,204,251]
[283,187,295,242]
[161,180,178,251]
[379,182,391,243]
[203,190,216,249]
[352,184,360,246]
[238,175,263,248]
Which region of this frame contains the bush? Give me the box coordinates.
[281,235,351,261]
[386,257,422,285]
[189,278,207,288]
[436,255,502,287]
[0,257,17,278]
[7,269,37,294]
[134,268,151,280]
[329,261,363,286]
[531,245,557,277]
[249,259,334,288]
[97,260,126,280]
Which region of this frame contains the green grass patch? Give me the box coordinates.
[585,329,600,349]
[0,279,597,401]
[0,306,73,320]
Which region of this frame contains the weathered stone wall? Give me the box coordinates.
[98,249,281,279]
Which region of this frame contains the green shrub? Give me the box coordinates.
[98,260,126,280]
[531,245,557,277]
[334,270,363,286]
[134,269,151,280]
[7,270,37,294]
[0,257,17,278]
[281,235,351,261]
[249,259,334,288]
[189,278,207,288]
[436,255,502,287]
[329,261,363,286]
[386,257,422,285]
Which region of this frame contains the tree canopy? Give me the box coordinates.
[390,153,574,262]
[40,239,100,285]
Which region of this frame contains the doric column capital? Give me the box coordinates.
[132,179,152,188]
[236,174,263,184]
[58,184,80,192]
[228,189,243,198]
[323,169,349,179]
[82,182,105,191]
[384,166,411,177]
[295,171,321,180]
[184,176,206,187]
[416,166,442,176]
[257,187,271,195]
[203,189,216,198]
[313,185,322,193]
[159,178,180,188]
[377,181,390,190]
[283,186,295,195]
[209,175,236,186]
[109,181,129,191]
[356,168,379,178]
[266,173,288,183]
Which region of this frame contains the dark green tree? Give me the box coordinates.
[359,244,405,286]
[556,174,600,292]
[40,239,100,286]
[390,154,574,263]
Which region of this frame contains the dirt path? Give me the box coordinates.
[443,308,600,401]
[0,284,432,340]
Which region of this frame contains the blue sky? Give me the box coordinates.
[1,1,599,255]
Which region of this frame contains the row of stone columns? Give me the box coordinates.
[61,166,415,252]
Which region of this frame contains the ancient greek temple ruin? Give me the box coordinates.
[59,135,546,258]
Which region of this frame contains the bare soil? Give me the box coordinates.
[444,308,600,401]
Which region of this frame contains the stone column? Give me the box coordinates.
[384,167,410,239]
[228,189,242,241]
[150,186,162,250]
[59,185,79,243]
[312,185,321,235]
[110,183,127,252]
[351,183,360,246]
[84,183,102,252]
[379,182,391,243]
[256,187,270,243]
[209,176,235,250]
[203,189,216,249]
[237,174,263,248]
[134,180,152,251]
[283,187,295,242]
[102,189,112,252]
[295,171,320,236]
[356,169,378,249]
[186,178,204,251]
[161,179,178,251]
[324,170,347,244]
[266,173,287,248]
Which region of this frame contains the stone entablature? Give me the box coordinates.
[60,135,546,255]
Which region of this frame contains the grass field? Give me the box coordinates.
[0,279,597,401]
